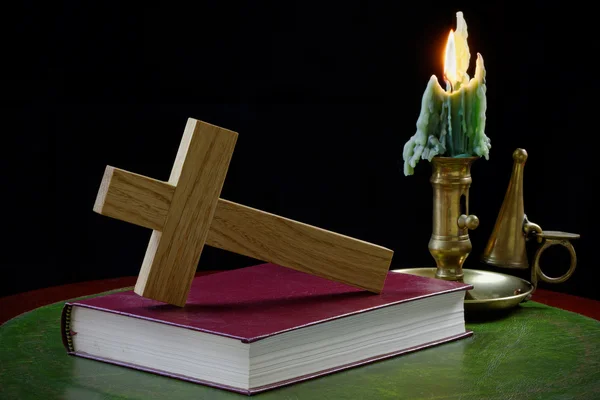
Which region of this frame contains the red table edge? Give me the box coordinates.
[1,272,599,326]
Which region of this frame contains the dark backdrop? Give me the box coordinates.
[2,1,595,299]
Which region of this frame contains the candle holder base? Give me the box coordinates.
[391,267,534,313]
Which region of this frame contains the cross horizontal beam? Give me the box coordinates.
[94,166,393,294]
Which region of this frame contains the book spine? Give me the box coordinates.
[60,303,75,353]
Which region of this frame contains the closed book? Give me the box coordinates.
[61,263,472,395]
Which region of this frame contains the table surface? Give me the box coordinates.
[1,272,600,400]
[1,288,599,399]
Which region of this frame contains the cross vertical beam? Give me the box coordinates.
[135,119,237,306]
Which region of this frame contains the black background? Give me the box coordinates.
[2,1,595,300]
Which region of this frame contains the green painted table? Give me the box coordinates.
[1,293,599,399]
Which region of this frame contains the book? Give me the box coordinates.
[61,263,472,395]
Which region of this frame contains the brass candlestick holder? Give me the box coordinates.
[428,156,479,281]
[394,148,580,313]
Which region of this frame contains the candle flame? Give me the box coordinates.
[444,30,457,88]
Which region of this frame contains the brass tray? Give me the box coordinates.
[391,268,534,313]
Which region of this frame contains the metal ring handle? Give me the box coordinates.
[532,239,577,285]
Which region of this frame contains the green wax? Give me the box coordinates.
[402,13,490,176]
[467,53,489,159]
[447,88,465,156]
[402,54,489,176]
[402,75,446,175]
[446,53,488,158]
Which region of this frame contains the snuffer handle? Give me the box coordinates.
[530,230,580,289]
[458,214,479,230]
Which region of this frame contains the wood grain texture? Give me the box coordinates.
[92,118,395,304]
[135,118,238,306]
[207,200,393,293]
[93,168,392,293]
[93,166,174,231]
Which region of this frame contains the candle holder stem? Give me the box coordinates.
[428,156,479,280]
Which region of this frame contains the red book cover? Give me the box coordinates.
[61,263,472,394]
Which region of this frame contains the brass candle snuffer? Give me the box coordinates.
[394,148,580,312]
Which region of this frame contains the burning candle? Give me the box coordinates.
[403,11,490,176]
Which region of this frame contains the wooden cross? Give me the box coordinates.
[93,118,394,306]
